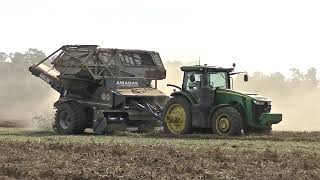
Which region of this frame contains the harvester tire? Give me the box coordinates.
[54,101,86,135]
[212,106,242,136]
[163,97,192,135]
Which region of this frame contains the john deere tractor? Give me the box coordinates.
[163,65,282,135]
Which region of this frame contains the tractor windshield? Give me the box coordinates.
[209,72,227,89]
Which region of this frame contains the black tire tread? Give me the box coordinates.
[54,101,86,135]
[212,106,242,136]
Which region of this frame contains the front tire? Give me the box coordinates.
[54,101,87,135]
[163,97,192,135]
[211,106,242,136]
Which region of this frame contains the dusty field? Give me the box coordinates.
[0,126,320,179]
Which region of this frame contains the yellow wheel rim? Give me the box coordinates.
[165,104,186,134]
[216,114,231,133]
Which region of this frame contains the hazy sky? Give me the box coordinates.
[1,0,320,75]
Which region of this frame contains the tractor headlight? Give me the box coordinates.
[253,100,271,106]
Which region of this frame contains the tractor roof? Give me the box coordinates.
[180,65,234,72]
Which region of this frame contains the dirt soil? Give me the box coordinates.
[0,128,320,179]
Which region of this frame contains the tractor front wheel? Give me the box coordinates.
[211,106,242,136]
[54,101,87,135]
[163,97,192,135]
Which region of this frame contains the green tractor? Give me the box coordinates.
[163,64,282,135]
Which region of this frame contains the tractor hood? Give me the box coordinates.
[217,89,271,102]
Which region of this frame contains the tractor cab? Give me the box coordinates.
[181,65,233,101]
[182,65,233,90]
[181,65,248,92]
[179,65,248,106]
[164,64,281,136]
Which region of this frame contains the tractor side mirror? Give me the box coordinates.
[244,74,248,82]
[190,74,195,82]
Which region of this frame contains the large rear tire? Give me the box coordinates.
[211,106,242,136]
[163,97,192,135]
[54,101,87,135]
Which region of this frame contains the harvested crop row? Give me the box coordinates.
[0,139,319,179]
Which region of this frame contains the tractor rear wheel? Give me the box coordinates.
[54,101,87,135]
[163,97,192,135]
[211,106,242,136]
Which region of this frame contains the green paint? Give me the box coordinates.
[259,113,282,125]
[215,89,281,128]
[170,91,196,104]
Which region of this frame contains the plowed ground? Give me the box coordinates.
[0,127,320,179]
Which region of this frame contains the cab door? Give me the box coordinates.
[183,71,203,103]
[183,70,215,128]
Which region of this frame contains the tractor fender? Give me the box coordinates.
[208,104,232,119]
[170,91,196,105]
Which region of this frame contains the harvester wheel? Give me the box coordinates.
[54,101,86,135]
[163,97,192,135]
[211,106,242,136]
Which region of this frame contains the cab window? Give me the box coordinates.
[209,72,227,89]
[184,72,202,91]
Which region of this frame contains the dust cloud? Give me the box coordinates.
[158,61,185,95]
[0,88,59,129]
[235,81,320,131]
[271,90,319,131]
[0,49,58,129]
